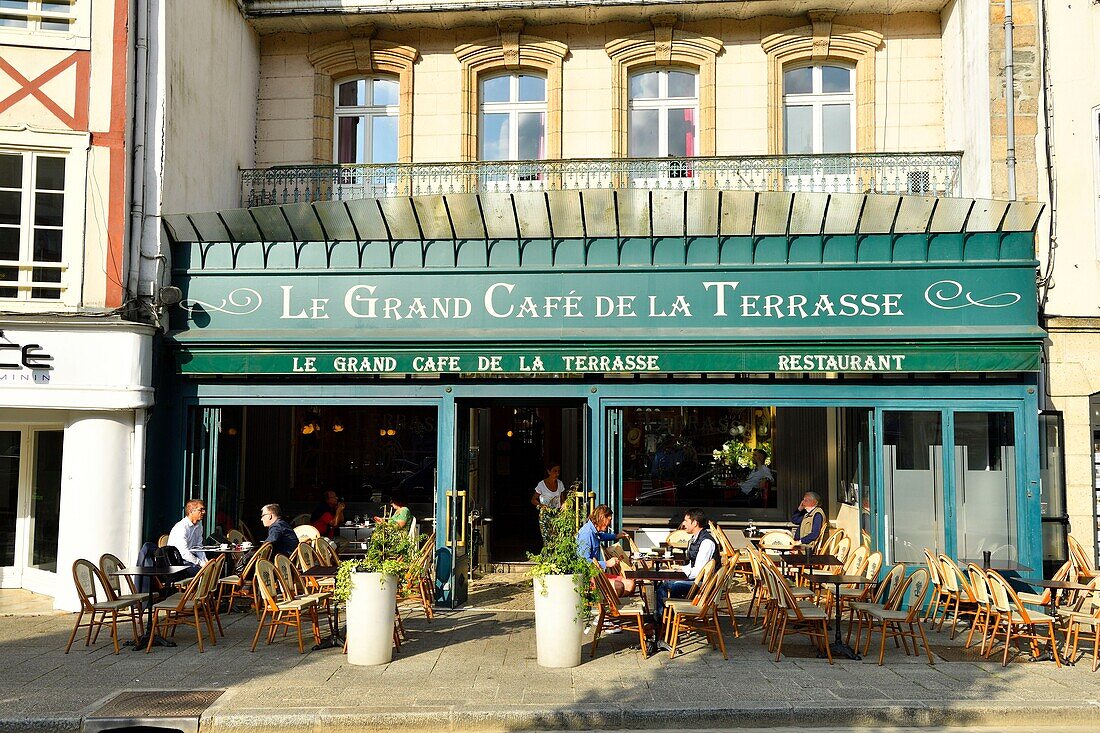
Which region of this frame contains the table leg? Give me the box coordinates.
[827,581,861,660]
[130,583,176,651]
[312,600,345,650]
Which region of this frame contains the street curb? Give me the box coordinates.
[196,699,1100,732]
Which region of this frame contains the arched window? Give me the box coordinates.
[333,76,400,164]
[782,63,855,154]
[478,72,547,161]
[627,68,698,158]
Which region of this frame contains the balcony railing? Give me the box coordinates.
[240,152,962,208]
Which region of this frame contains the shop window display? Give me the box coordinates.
[621,406,776,509]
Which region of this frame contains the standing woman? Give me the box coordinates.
[532,464,565,547]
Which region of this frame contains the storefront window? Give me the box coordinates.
[954,412,1017,561]
[0,430,18,566]
[619,406,776,512]
[1039,411,1067,577]
[883,411,944,564]
[28,430,62,572]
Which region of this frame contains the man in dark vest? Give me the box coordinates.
[653,508,720,651]
[791,491,826,545]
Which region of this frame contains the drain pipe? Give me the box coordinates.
[128,408,147,563]
[126,0,149,302]
[1004,0,1017,200]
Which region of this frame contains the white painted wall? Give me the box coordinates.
[941,0,992,199]
[160,0,260,215]
[54,412,136,612]
[1039,1,1100,318]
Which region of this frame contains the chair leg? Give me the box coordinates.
[110,610,120,654]
[878,621,889,665]
[194,609,205,653]
[915,621,935,665]
[820,620,833,664]
[251,609,268,652]
[1047,622,1062,668]
[145,612,159,652]
[1002,624,1013,667]
[295,611,305,654]
[64,610,85,654]
[773,615,787,661]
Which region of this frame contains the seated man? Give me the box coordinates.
[576,505,634,597]
[791,491,826,546]
[259,503,299,556]
[654,508,719,650]
[739,449,774,496]
[167,499,208,578]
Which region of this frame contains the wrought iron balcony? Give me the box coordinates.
[240,152,963,208]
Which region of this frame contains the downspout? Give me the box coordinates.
[126,0,149,301]
[1004,0,1017,200]
[129,407,147,562]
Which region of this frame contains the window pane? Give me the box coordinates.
[822,65,852,93]
[1039,412,1066,518]
[883,411,944,563]
[371,116,398,164]
[955,412,1017,561]
[628,109,659,157]
[372,79,399,106]
[33,229,62,262]
[0,431,20,567]
[517,112,545,160]
[0,264,16,297]
[479,113,509,160]
[0,16,28,30]
[667,71,696,98]
[666,108,695,157]
[34,192,63,227]
[481,76,510,104]
[783,67,812,95]
[43,1,74,14]
[41,17,71,32]
[517,75,546,102]
[0,227,18,260]
[31,266,61,300]
[336,116,361,164]
[783,105,813,154]
[29,431,63,572]
[0,191,21,226]
[0,1,31,9]
[0,154,21,188]
[35,157,64,191]
[822,104,852,153]
[337,80,365,107]
[629,71,659,100]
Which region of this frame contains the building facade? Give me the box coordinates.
[0,0,154,609]
[1034,0,1100,570]
[145,0,1052,602]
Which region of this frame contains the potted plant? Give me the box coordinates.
[527,504,599,668]
[334,521,421,665]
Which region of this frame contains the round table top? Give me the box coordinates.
[811,573,875,585]
[110,565,193,577]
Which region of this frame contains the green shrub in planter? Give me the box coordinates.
[334,522,424,599]
[526,505,599,622]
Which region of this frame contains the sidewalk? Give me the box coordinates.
[2,588,1099,732]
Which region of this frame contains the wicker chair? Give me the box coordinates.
[146,559,220,652]
[251,559,322,654]
[98,553,147,608]
[64,559,143,654]
[217,542,272,613]
[1068,535,1099,581]
[937,555,980,638]
[862,567,935,665]
[1058,577,1100,670]
[922,548,946,624]
[986,570,1061,667]
[763,564,832,664]
[965,563,995,653]
[590,560,650,658]
[847,560,906,647]
[664,564,730,659]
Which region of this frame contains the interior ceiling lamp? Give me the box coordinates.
[332,422,344,433]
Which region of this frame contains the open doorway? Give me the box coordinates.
[458,401,585,565]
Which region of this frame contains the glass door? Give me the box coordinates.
[19,429,63,595]
[442,405,484,608]
[0,430,21,585]
[954,412,1018,562]
[881,411,945,565]
[184,407,221,536]
[606,408,623,518]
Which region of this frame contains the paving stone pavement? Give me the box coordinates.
[2,587,1099,732]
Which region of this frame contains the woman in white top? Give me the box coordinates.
[533,464,565,547]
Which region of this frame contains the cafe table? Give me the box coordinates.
[303,565,342,650]
[110,565,193,651]
[959,558,1033,573]
[807,573,876,660]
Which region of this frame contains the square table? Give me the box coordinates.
[110,565,193,651]
[960,558,1032,573]
[805,573,876,660]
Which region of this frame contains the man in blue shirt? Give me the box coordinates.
[577,505,634,597]
[260,503,300,556]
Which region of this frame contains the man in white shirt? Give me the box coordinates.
[739,449,774,495]
[653,509,720,650]
[167,499,208,578]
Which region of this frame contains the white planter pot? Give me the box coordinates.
[533,573,583,668]
[345,572,398,666]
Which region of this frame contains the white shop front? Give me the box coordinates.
[0,320,153,611]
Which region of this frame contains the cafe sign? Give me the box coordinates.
[172,265,1040,343]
